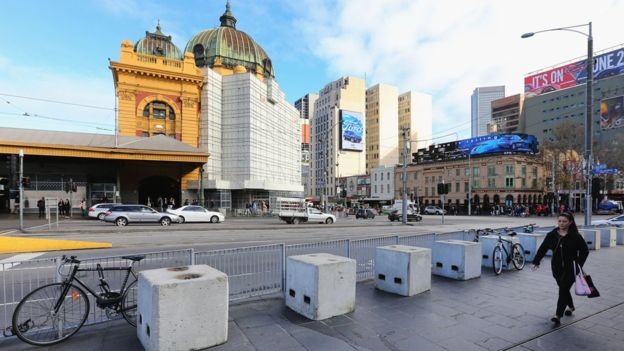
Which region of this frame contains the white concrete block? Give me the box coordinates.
[517,233,546,263]
[598,227,617,247]
[579,229,601,250]
[286,253,356,320]
[432,240,481,280]
[137,265,228,351]
[616,228,624,245]
[479,235,520,269]
[375,245,431,296]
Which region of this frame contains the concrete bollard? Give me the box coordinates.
[375,245,431,296]
[286,253,356,320]
[137,265,228,351]
[432,240,481,280]
[579,229,601,250]
[598,227,617,247]
[616,228,624,245]
[517,233,546,263]
[479,235,520,270]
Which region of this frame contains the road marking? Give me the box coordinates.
[0,252,45,271]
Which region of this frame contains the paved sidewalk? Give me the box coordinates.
[1,246,623,351]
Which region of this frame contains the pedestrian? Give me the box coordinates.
[531,212,589,325]
[210,200,215,209]
[79,199,87,217]
[169,197,175,209]
[147,196,152,208]
[64,199,71,218]
[37,197,45,218]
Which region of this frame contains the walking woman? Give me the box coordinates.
[531,212,589,325]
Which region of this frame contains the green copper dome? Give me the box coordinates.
[184,1,274,78]
[134,22,183,60]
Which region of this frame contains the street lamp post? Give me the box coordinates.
[522,22,593,225]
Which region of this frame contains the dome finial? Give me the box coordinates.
[155,19,164,35]
[220,0,237,28]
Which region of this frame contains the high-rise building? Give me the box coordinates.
[310,76,366,203]
[295,93,318,196]
[489,94,524,134]
[399,91,433,156]
[365,84,398,173]
[471,86,505,137]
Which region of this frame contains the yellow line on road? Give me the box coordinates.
[0,237,112,254]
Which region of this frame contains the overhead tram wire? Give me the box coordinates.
[0,93,116,111]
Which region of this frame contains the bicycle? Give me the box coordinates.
[471,227,526,275]
[7,255,143,346]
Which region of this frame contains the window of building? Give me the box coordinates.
[521,178,526,187]
[425,187,428,196]
[143,101,176,120]
[413,173,417,180]
[473,167,480,177]
[465,168,470,176]
[472,179,479,189]
[532,167,538,177]
[505,177,514,188]
[456,168,460,176]
[380,173,383,181]
[387,184,390,193]
[488,178,495,188]
[465,182,469,192]
[505,164,514,175]
[488,166,496,177]
[521,165,526,176]
[447,169,451,177]
[425,176,429,184]
[438,176,442,183]
[455,182,460,192]
[532,178,537,188]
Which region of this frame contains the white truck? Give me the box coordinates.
[275,197,336,224]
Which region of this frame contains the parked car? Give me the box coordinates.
[423,206,447,215]
[344,130,362,143]
[355,208,376,219]
[592,214,624,227]
[388,209,422,222]
[103,205,179,226]
[166,205,225,223]
[88,203,122,220]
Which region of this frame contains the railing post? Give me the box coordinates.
[281,243,286,296]
[345,239,351,258]
[394,235,400,245]
[189,248,195,265]
[54,257,62,283]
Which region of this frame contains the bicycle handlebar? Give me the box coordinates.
[61,255,81,264]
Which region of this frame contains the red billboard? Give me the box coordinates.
[524,47,624,95]
[524,61,586,95]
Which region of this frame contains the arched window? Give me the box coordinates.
[143,101,176,120]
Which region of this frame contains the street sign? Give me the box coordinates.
[593,168,619,175]
[594,164,607,170]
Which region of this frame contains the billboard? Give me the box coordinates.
[524,47,624,95]
[457,134,539,156]
[339,110,364,151]
[600,95,624,130]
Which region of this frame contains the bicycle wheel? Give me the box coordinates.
[511,243,526,270]
[492,246,503,275]
[121,280,138,327]
[12,283,90,346]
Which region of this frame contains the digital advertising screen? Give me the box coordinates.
[340,110,364,151]
[600,95,624,130]
[457,134,539,156]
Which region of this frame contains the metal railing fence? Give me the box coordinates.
[1,224,539,338]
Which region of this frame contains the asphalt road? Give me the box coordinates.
[0,214,574,261]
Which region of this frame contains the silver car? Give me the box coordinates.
[88,203,121,220]
[102,205,179,226]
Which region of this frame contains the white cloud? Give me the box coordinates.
[292,0,624,141]
[0,55,115,134]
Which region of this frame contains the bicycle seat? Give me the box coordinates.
[507,232,517,236]
[122,255,146,262]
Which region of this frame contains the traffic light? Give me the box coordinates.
[437,183,450,195]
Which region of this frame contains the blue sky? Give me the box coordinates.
[1,0,624,142]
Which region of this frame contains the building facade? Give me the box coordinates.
[399,91,433,152]
[489,94,524,134]
[365,84,398,174]
[396,153,545,213]
[295,93,318,197]
[370,165,395,202]
[310,76,366,204]
[471,86,505,137]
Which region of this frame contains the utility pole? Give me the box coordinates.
[401,127,410,224]
[551,156,556,215]
[69,178,73,218]
[441,178,445,225]
[18,149,24,232]
[584,22,593,225]
[468,152,472,216]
